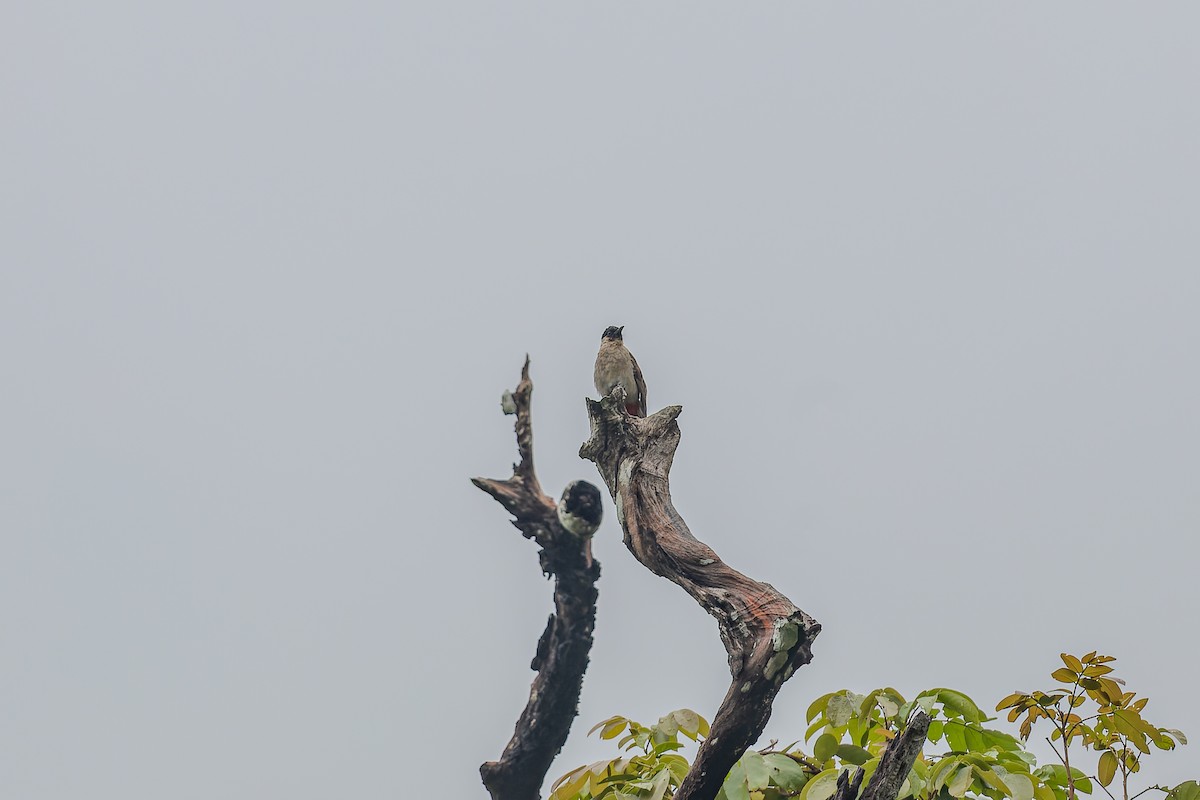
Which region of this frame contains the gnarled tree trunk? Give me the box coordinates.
[580,389,821,800]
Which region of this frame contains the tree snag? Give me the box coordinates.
[579,388,821,800]
[474,357,603,800]
[831,712,931,800]
[859,712,931,800]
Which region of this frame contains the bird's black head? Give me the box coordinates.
[560,481,603,528]
[601,325,624,341]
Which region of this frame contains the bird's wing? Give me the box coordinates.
[631,353,647,417]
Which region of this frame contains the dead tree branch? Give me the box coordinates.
[832,766,866,800]
[859,712,931,800]
[474,357,603,800]
[579,389,821,800]
[829,712,930,800]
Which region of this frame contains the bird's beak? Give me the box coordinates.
[618,326,624,335]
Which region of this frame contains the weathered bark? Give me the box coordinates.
[828,712,929,800]
[832,766,866,800]
[859,712,931,800]
[475,358,602,800]
[579,389,821,800]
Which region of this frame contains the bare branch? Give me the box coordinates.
[580,389,820,800]
[832,767,866,800]
[475,359,602,800]
[859,712,931,800]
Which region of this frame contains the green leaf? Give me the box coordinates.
[656,714,679,737]
[648,769,671,800]
[672,709,702,738]
[1061,654,1084,672]
[945,721,967,752]
[935,689,987,723]
[929,757,962,790]
[1166,782,1200,800]
[836,744,873,765]
[1034,764,1092,794]
[828,695,855,727]
[814,733,839,763]
[1112,710,1151,752]
[1051,668,1078,684]
[722,761,753,800]
[980,727,1022,752]
[973,765,1011,796]
[1097,752,1117,787]
[764,754,810,792]
[996,693,1029,711]
[549,765,591,800]
[744,751,772,791]
[663,754,690,781]
[963,725,986,753]
[799,769,843,800]
[590,716,628,738]
[1003,772,1035,800]
[928,720,944,742]
[949,766,974,797]
[808,694,835,723]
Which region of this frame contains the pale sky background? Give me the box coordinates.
[2,3,1198,798]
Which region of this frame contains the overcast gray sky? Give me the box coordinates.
[3,3,1198,798]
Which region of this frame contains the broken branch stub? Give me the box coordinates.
[579,388,821,800]
[859,712,931,800]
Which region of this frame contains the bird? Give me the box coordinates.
[593,325,647,417]
[557,480,603,538]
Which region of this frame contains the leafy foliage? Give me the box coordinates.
[996,652,1186,800]
[799,686,1062,800]
[547,710,708,800]
[550,653,1192,800]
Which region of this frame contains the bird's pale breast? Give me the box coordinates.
[594,344,637,398]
